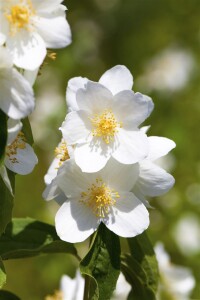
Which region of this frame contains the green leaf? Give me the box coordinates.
[127,232,159,293]
[0,171,15,236]
[0,110,7,165]
[121,254,156,300]
[0,291,21,300]
[80,223,121,300]
[21,118,34,145]
[0,258,6,288]
[0,218,78,260]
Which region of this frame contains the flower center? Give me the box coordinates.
[54,141,70,167]
[5,1,34,34]
[6,132,26,163]
[81,179,120,218]
[90,109,122,144]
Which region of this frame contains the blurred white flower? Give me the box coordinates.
[173,214,200,256]
[0,0,71,70]
[1,118,38,194]
[62,65,154,173]
[138,48,194,92]
[55,158,149,243]
[0,47,34,119]
[45,271,131,300]
[155,243,195,300]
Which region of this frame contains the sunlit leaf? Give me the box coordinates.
[0,218,78,260]
[80,224,121,300]
[0,258,6,288]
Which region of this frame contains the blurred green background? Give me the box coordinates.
[4,0,200,298]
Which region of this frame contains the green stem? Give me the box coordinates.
[83,275,91,300]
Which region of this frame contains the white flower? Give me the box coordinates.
[4,118,38,175]
[155,243,195,300]
[45,271,131,300]
[173,214,200,256]
[0,47,34,119]
[62,65,154,173]
[55,157,149,243]
[138,48,194,92]
[0,0,71,70]
[43,140,73,205]
[133,127,176,207]
[60,271,85,300]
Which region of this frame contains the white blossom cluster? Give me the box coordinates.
[0,0,71,188]
[43,65,176,243]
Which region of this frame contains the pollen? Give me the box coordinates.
[6,132,26,163]
[90,109,122,144]
[55,140,70,167]
[5,0,34,35]
[80,179,120,218]
[45,290,63,300]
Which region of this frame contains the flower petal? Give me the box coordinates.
[56,159,95,197]
[0,165,13,195]
[74,141,110,173]
[43,179,62,201]
[24,68,39,87]
[136,161,175,197]
[44,157,60,185]
[112,129,149,164]
[147,136,176,161]
[106,192,149,237]
[99,65,133,95]
[61,272,85,300]
[76,81,113,114]
[7,119,22,145]
[0,68,35,119]
[61,111,92,145]
[0,47,12,68]
[34,10,71,49]
[55,200,98,243]
[99,157,139,191]
[5,144,38,175]
[0,33,6,46]
[66,77,89,111]
[33,0,64,13]
[7,31,46,70]
[113,91,154,128]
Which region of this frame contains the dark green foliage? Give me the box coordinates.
[0,110,7,165]
[80,224,121,300]
[0,218,78,260]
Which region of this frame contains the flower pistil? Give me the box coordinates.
[81,178,120,218]
[90,109,122,144]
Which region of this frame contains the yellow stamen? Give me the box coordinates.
[80,178,120,218]
[45,290,63,300]
[47,51,57,61]
[90,109,122,144]
[55,141,70,167]
[5,1,34,35]
[6,132,26,163]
